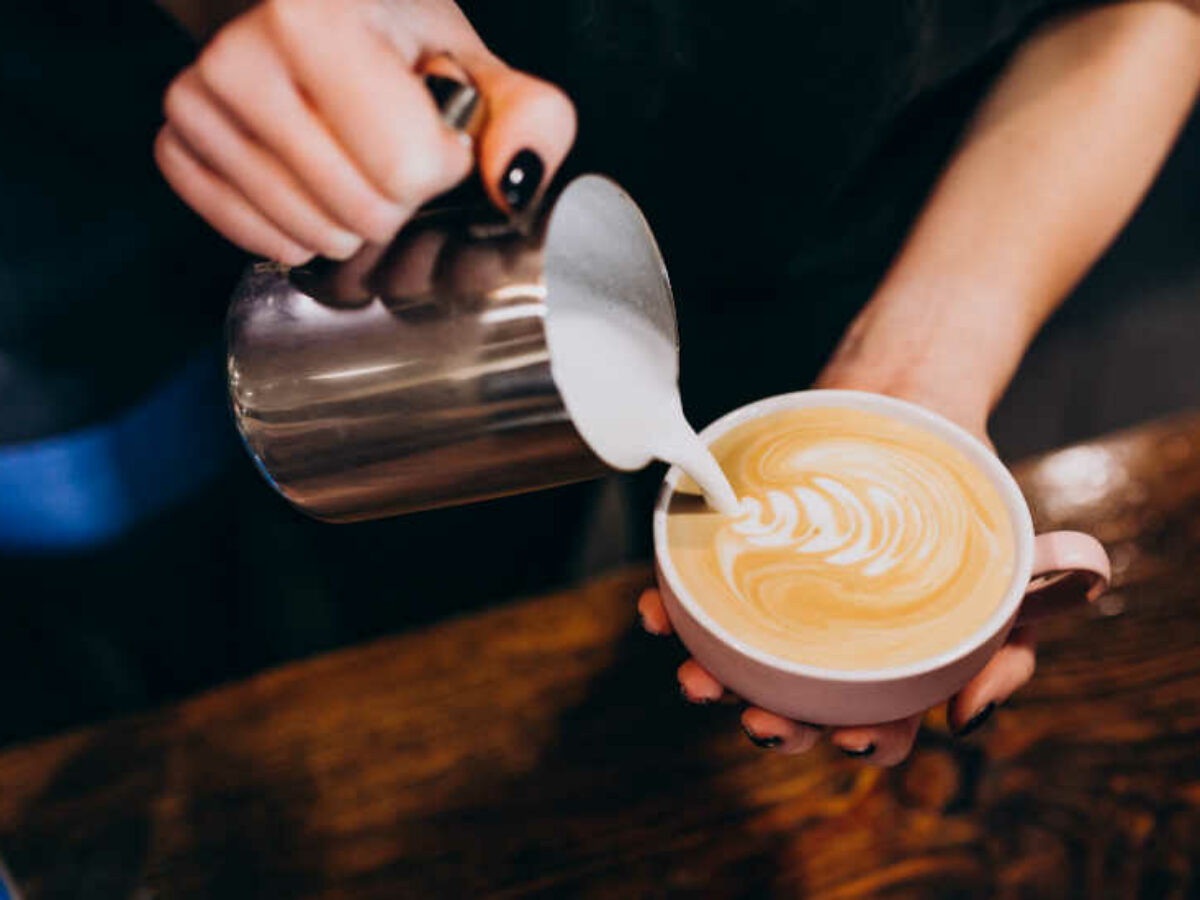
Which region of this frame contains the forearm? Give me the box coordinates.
[821,1,1200,434]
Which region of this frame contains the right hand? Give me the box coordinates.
[156,0,576,265]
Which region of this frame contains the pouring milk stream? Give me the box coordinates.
[545,288,740,517]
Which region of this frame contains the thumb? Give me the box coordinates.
[468,59,577,214]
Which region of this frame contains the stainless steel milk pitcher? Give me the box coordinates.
[226,175,678,522]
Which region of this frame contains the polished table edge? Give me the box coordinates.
[1,409,1198,765]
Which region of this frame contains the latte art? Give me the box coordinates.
[667,407,1015,670]
[723,441,984,598]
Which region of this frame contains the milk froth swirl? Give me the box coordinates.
[666,407,1015,670]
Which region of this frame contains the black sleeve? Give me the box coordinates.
[0,0,245,442]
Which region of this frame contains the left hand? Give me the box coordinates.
[656,0,1200,764]
[635,367,1037,766]
[636,588,1035,764]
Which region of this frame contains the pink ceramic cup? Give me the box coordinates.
[653,390,1110,726]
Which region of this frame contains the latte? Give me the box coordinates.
[666,406,1015,670]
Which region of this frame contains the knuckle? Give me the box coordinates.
[154,130,194,187]
[264,0,322,45]
[152,128,176,174]
[195,26,245,93]
[162,75,197,124]
[263,0,299,34]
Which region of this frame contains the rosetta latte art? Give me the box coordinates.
[667,407,1016,670]
[722,441,982,602]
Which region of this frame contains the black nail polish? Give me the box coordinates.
[841,744,876,758]
[954,701,996,738]
[742,726,783,749]
[500,149,544,212]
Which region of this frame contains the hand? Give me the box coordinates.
[662,0,1200,765]
[156,0,576,265]
[636,369,1037,766]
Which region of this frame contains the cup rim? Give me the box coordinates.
[652,389,1036,683]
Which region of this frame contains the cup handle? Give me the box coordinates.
[1017,532,1111,624]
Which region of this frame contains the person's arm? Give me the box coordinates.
[157,0,576,265]
[650,0,1200,765]
[818,0,1200,437]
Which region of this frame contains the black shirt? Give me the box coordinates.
[465,0,1076,421]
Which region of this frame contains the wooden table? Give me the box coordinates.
[2,413,1199,899]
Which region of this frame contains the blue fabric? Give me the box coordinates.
[0,351,235,553]
[0,860,14,900]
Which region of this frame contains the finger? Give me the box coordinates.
[374,227,449,300]
[677,659,723,704]
[949,624,1037,736]
[741,708,821,755]
[195,14,407,242]
[440,237,527,297]
[830,714,922,767]
[267,0,472,207]
[155,126,313,266]
[469,57,577,214]
[164,68,363,260]
[637,589,673,636]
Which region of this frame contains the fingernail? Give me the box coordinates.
[679,684,712,705]
[424,74,480,132]
[954,701,996,738]
[326,229,364,261]
[500,149,544,212]
[840,743,876,758]
[279,246,315,268]
[742,725,783,749]
[640,617,667,637]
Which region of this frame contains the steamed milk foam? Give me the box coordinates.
[546,296,740,515]
[667,407,1015,670]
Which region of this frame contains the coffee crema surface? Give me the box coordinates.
[666,407,1015,670]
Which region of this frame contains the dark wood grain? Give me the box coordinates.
[2,412,1199,899]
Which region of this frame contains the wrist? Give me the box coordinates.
[816,354,992,443]
[816,285,1036,442]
